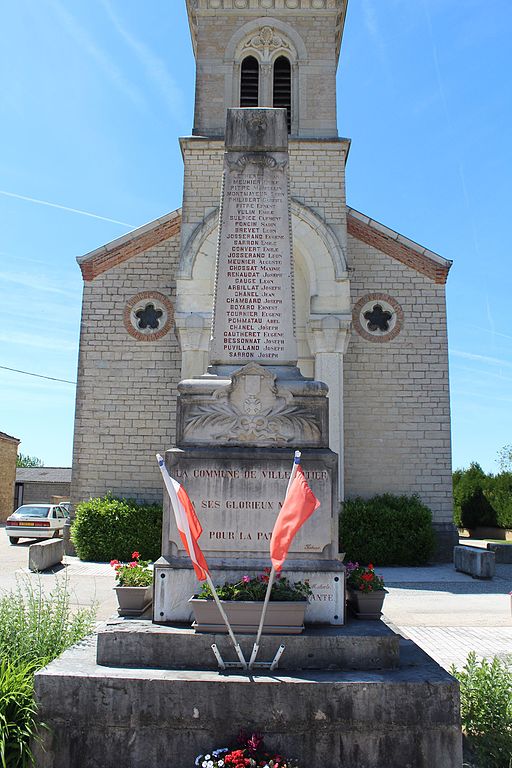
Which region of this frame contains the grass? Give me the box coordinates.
[0,577,96,768]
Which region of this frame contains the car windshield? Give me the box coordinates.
[13,506,51,518]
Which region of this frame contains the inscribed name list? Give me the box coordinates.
[210,152,297,366]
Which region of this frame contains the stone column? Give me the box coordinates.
[307,314,351,501]
[174,312,210,379]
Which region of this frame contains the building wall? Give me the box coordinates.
[19,482,71,506]
[0,437,18,522]
[71,234,182,506]
[344,232,453,524]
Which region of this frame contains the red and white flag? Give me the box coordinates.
[270,463,320,572]
[156,454,209,581]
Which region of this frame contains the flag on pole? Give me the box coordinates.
[270,463,320,572]
[156,454,209,581]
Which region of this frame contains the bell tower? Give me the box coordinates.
[186,0,348,139]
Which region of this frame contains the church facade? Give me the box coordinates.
[72,0,455,558]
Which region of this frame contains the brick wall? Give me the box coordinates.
[0,437,18,521]
[71,234,181,506]
[344,233,453,524]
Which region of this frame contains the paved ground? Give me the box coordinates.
[1,526,510,671]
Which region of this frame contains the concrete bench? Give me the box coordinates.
[454,545,495,579]
[28,539,64,572]
[486,542,512,564]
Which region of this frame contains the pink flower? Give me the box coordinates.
[129,562,137,568]
[110,560,119,567]
[242,575,251,583]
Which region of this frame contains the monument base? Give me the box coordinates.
[153,557,346,625]
[34,632,463,768]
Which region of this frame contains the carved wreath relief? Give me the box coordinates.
[183,364,321,447]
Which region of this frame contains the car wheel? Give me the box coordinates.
[9,537,19,545]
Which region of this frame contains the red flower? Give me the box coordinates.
[131,551,140,560]
[263,567,271,574]
[110,560,119,567]
[362,572,373,581]
[129,562,137,568]
[368,563,374,570]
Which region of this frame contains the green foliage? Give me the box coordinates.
[497,444,512,473]
[453,463,496,529]
[0,579,96,668]
[0,659,40,768]
[0,579,95,768]
[111,552,153,587]
[485,472,512,529]
[345,562,385,593]
[340,493,436,566]
[15,455,43,468]
[71,494,162,562]
[197,570,312,602]
[452,652,512,768]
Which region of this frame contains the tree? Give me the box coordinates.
[16,454,44,468]
[497,444,512,473]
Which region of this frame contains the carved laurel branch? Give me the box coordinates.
[227,153,288,172]
[183,400,321,445]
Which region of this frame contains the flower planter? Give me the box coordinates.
[347,588,387,620]
[115,585,153,617]
[189,598,307,635]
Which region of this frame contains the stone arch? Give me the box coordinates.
[225,17,307,64]
[177,200,349,317]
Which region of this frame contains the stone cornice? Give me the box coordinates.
[347,209,452,285]
[78,210,182,282]
[186,0,348,61]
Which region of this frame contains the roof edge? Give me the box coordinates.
[78,209,182,281]
[347,208,452,284]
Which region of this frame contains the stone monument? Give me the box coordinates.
[154,108,345,625]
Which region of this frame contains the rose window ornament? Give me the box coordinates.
[352,294,404,342]
[123,292,174,341]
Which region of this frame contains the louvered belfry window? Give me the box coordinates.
[273,56,292,131]
[240,56,259,107]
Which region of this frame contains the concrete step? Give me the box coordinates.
[34,636,463,768]
[96,617,400,671]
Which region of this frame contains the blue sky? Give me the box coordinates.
[0,0,511,473]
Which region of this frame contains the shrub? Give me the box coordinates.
[452,652,512,768]
[340,493,436,566]
[486,472,512,529]
[71,495,162,562]
[0,578,95,768]
[453,463,496,530]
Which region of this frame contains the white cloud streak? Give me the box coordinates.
[0,190,135,228]
[47,0,146,111]
[0,270,80,297]
[100,0,185,120]
[450,349,512,369]
[0,330,77,353]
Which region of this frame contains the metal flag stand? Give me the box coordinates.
[247,450,302,671]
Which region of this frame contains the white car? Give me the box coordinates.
[5,504,70,545]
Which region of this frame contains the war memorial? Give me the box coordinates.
[36,2,463,766]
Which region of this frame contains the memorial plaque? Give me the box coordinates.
[164,448,338,562]
[210,109,297,366]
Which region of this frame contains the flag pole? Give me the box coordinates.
[248,450,301,669]
[205,574,248,669]
[156,455,247,670]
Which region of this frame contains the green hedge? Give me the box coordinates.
[340,493,436,566]
[71,495,162,562]
[453,464,512,530]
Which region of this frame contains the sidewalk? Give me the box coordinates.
[379,563,512,670]
[1,529,511,671]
